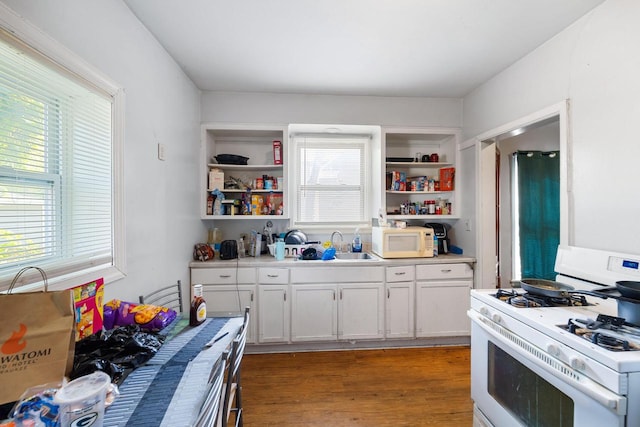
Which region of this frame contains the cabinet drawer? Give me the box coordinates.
[290,266,384,284]
[191,267,256,285]
[258,268,289,284]
[416,263,473,280]
[386,266,415,283]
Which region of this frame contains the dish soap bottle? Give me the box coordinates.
[190,284,207,326]
[352,229,362,253]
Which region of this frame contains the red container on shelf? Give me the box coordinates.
[439,167,455,191]
[273,140,283,165]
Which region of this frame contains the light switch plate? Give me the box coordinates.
[158,143,166,161]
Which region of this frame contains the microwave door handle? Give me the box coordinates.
[468,310,627,415]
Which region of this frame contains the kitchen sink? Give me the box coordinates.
[334,252,375,260]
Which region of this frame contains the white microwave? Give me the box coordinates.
[371,226,434,258]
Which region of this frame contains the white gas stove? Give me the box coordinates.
[470,246,640,427]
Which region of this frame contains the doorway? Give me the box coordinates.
[495,120,560,285]
[475,101,570,289]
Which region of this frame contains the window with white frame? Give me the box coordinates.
[290,127,377,229]
[0,23,124,291]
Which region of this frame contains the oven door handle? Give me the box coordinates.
[469,310,627,415]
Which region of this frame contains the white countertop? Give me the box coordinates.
[190,253,475,268]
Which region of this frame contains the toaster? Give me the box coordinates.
[219,239,239,260]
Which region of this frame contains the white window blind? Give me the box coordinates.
[0,30,115,290]
[293,135,370,227]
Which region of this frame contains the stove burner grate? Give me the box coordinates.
[493,289,590,307]
[561,318,640,351]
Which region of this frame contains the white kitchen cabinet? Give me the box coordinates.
[200,123,287,219]
[382,127,460,220]
[385,265,415,339]
[257,268,290,343]
[200,284,257,343]
[338,283,385,340]
[191,267,257,343]
[290,283,384,342]
[290,266,385,342]
[415,263,473,337]
[291,284,337,342]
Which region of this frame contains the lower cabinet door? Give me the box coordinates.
[385,282,415,339]
[258,285,290,343]
[291,285,337,342]
[339,283,384,340]
[415,281,472,337]
[201,284,257,343]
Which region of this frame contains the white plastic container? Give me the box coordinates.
[54,371,112,427]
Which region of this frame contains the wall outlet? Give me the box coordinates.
[464,218,472,232]
[158,143,166,161]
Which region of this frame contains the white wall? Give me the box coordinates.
[464,0,640,255]
[202,91,462,127]
[0,0,203,303]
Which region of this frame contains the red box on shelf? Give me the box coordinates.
[273,140,283,165]
[439,167,455,191]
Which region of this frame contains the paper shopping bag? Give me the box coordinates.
[0,268,75,405]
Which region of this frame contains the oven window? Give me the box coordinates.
[488,342,574,426]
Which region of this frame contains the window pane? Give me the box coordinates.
[0,30,114,289]
[293,135,369,226]
[0,178,55,266]
[300,147,362,186]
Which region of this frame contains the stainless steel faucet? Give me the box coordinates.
[331,231,344,252]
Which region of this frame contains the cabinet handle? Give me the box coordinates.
[219,274,231,278]
[284,291,287,302]
[394,271,406,276]
[387,289,390,299]
[441,269,452,273]
[251,292,254,301]
[333,291,336,300]
[267,274,278,278]
[340,290,343,300]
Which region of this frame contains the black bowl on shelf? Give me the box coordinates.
[385,157,415,163]
[214,154,249,165]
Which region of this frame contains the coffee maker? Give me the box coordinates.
[424,223,450,254]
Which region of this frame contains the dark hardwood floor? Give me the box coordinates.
[241,346,472,426]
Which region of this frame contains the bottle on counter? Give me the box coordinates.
[352,229,362,253]
[190,284,207,326]
[433,233,439,257]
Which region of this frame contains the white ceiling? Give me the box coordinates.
[124,0,604,98]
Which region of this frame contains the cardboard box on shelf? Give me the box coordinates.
[208,168,224,191]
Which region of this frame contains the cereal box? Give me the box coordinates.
[72,278,104,341]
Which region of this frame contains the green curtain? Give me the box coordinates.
[516,151,560,280]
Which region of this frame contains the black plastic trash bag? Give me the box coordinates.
[72,325,165,385]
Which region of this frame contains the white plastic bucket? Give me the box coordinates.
[54,371,111,427]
